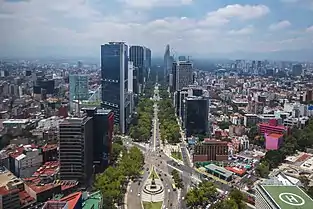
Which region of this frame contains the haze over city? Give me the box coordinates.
[1,0,313,60]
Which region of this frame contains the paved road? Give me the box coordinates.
[126,164,150,209]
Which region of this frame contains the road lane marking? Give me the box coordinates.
[167,164,183,173]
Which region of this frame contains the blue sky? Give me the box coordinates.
[0,0,312,59]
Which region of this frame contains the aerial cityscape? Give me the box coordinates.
[1,0,313,209]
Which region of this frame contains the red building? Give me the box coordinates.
[258,119,289,135]
[193,139,228,162]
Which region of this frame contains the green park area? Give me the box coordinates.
[171,151,182,161]
[143,201,163,209]
[149,167,159,179]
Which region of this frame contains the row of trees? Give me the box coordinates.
[159,98,181,144]
[186,181,218,208]
[186,181,247,209]
[129,98,154,142]
[94,145,144,208]
[213,189,247,209]
[171,170,184,189]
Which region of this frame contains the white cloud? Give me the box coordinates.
[208,4,270,20]
[306,25,313,32]
[0,0,311,57]
[269,20,291,30]
[228,25,255,35]
[119,0,193,9]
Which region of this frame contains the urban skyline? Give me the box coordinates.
[1,0,313,61]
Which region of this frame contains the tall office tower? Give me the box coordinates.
[163,44,171,81]
[129,46,146,93]
[101,42,130,134]
[170,61,178,92]
[255,184,313,209]
[145,48,152,82]
[292,64,303,76]
[184,96,209,137]
[59,117,93,186]
[128,61,134,113]
[69,75,89,111]
[178,56,187,61]
[177,61,193,90]
[145,47,152,71]
[83,108,114,173]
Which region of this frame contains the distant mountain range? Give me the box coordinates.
[1,48,312,63]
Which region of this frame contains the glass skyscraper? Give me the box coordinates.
[69,75,89,111]
[101,42,130,134]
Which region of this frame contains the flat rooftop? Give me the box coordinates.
[262,185,313,209]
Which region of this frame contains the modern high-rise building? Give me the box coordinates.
[101,42,131,134]
[177,61,193,90]
[163,44,172,81]
[129,45,150,93]
[170,61,178,93]
[145,48,152,81]
[184,96,209,137]
[83,108,114,173]
[59,117,93,186]
[69,75,89,111]
[292,64,303,76]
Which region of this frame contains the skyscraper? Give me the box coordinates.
[129,45,150,93]
[83,108,114,173]
[59,117,93,186]
[101,42,130,134]
[163,44,171,81]
[184,96,209,137]
[177,61,193,90]
[69,75,89,111]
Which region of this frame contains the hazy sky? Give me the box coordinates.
[0,0,313,58]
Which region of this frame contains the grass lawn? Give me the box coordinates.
[143,201,163,209]
[149,167,159,179]
[171,151,182,161]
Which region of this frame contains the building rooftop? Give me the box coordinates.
[0,166,23,188]
[266,133,284,138]
[19,190,35,206]
[60,192,82,209]
[24,176,60,194]
[33,161,59,177]
[42,144,58,152]
[3,119,29,124]
[82,191,102,209]
[205,164,233,179]
[260,185,313,209]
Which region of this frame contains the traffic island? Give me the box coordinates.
[141,166,164,208]
[143,201,163,209]
[171,150,182,161]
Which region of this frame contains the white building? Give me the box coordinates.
[13,145,43,178]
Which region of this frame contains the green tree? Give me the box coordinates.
[212,199,238,209]
[255,161,270,178]
[186,181,217,208]
[229,189,246,209]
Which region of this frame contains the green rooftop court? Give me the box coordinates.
[82,191,102,209]
[262,185,313,209]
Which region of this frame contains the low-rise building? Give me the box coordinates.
[193,139,228,162]
[265,133,284,150]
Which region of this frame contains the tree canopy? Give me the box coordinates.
[94,146,144,208]
[129,98,154,142]
[159,98,180,144]
[171,170,184,189]
[186,181,218,208]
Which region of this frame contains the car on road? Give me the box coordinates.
[137,193,140,196]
